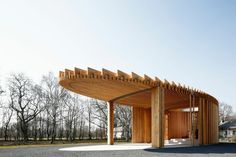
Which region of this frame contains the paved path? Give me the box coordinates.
[0,143,236,157]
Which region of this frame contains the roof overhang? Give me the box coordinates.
[59,67,218,109]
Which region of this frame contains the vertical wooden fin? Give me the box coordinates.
[171,81,176,86]
[132,72,143,80]
[155,77,161,82]
[59,71,65,78]
[65,69,74,78]
[74,67,87,76]
[164,79,170,84]
[117,70,131,79]
[88,67,101,77]
[144,74,153,81]
[102,68,116,78]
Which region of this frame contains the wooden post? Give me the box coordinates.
[107,101,114,145]
[151,86,165,148]
[189,94,193,146]
[192,94,195,146]
[198,98,203,145]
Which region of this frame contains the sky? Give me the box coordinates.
[0,0,236,110]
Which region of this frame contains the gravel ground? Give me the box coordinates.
[0,143,236,157]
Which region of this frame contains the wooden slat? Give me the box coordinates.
[143,109,151,143]
[59,71,65,78]
[168,111,190,139]
[74,67,87,75]
[198,98,203,145]
[132,72,143,80]
[117,70,131,79]
[102,68,116,78]
[172,81,177,86]
[88,67,101,77]
[155,77,161,82]
[65,69,74,78]
[164,79,170,85]
[144,74,153,81]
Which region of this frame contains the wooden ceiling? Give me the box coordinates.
[59,67,218,109]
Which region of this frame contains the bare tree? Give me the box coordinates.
[38,112,45,140]
[64,94,84,141]
[8,73,44,142]
[41,72,67,144]
[0,84,3,95]
[219,102,233,123]
[115,105,132,141]
[78,106,86,140]
[90,100,107,139]
[86,99,94,140]
[1,103,13,141]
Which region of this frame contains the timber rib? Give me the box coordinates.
[59,67,218,104]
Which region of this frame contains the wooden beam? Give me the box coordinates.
[151,86,165,148]
[198,98,203,145]
[65,69,74,78]
[107,101,114,145]
[102,68,116,78]
[132,72,143,80]
[110,88,152,103]
[74,67,87,76]
[59,71,65,78]
[88,67,101,77]
[117,70,131,79]
[144,74,153,81]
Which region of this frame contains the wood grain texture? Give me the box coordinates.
[107,101,114,145]
[167,111,190,139]
[59,67,218,106]
[59,67,219,146]
[151,87,165,148]
[132,107,151,143]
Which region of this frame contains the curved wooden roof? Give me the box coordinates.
[59,67,218,108]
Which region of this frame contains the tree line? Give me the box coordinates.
[0,72,131,143]
[0,72,234,144]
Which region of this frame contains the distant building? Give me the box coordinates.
[219,119,236,139]
[114,127,122,139]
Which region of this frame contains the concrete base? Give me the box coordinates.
[59,143,151,151]
[59,140,193,152]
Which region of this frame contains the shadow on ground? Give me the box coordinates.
[145,143,236,154]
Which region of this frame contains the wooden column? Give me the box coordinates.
[107,101,114,145]
[189,94,193,145]
[151,86,164,148]
[198,98,203,145]
[203,99,208,145]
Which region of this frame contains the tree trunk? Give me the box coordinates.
[21,123,29,142]
[51,116,56,144]
[4,126,8,141]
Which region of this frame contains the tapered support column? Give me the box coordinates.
[107,101,114,145]
[151,86,165,148]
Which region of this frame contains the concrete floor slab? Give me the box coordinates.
[59,143,152,151]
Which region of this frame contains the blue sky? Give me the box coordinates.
[0,0,235,110]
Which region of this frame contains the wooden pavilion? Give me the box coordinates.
[59,67,219,148]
